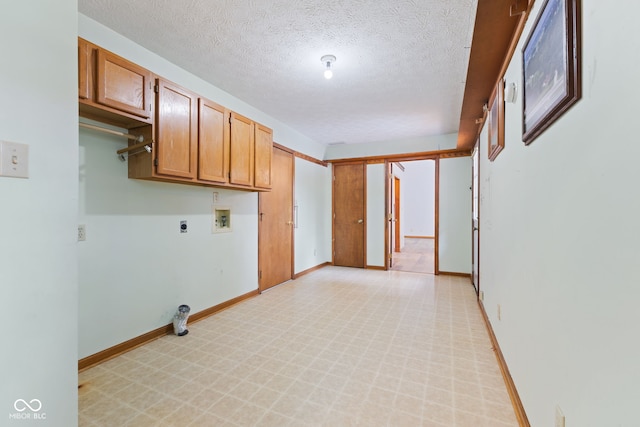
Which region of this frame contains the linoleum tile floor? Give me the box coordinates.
[78,267,518,426]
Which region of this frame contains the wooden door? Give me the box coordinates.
[333,163,365,268]
[258,146,294,292]
[229,112,254,187]
[155,79,197,179]
[254,123,273,189]
[198,98,229,183]
[96,49,152,120]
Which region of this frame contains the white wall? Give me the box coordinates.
[294,158,332,273]
[78,125,259,357]
[479,1,640,425]
[438,157,471,273]
[0,2,78,425]
[402,160,436,237]
[325,133,457,160]
[366,163,386,267]
[78,16,331,358]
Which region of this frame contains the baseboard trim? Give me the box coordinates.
[438,271,471,278]
[78,288,259,372]
[294,262,330,279]
[366,265,385,270]
[478,300,530,426]
[404,235,434,239]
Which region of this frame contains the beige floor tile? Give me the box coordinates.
[78,266,518,426]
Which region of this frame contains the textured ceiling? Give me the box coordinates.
[79,0,478,146]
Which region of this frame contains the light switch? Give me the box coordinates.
[0,141,29,178]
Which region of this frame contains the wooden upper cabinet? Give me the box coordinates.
[78,39,90,100]
[96,49,152,120]
[229,112,255,187]
[155,78,197,179]
[198,99,229,183]
[254,123,273,189]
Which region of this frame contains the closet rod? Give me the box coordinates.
[79,122,144,143]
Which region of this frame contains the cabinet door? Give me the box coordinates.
[78,39,90,100]
[198,99,229,183]
[155,79,197,179]
[229,112,254,187]
[96,49,152,119]
[254,123,273,189]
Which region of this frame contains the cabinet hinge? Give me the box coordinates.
[154,158,159,166]
[259,270,262,279]
[154,84,159,93]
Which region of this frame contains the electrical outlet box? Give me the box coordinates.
[497,304,501,321]
[78,225,86,242]
[213,207,231,233]
[180,220,187,233]
[0,140,29,178]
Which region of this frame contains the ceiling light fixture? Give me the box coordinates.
[321,55,336,79]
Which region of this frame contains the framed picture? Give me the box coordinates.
[488,79,505,161]
[522,0,581,144]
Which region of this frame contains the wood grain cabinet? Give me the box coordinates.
[78,38,153,128]
[79,38,273,191]
[78,38,90,100]
[254,123,273,189]
[154,78,198,179]
[229,112,255,187]
[96,49,153,121]
[198,98,229,184]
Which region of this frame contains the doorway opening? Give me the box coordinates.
[388,159,436,274]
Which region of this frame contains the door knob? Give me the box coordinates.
[357,219,363,224]
[287,221,294,225]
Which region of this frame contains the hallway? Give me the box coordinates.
[391,237,435,275]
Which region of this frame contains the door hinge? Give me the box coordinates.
[388,253,393,259]
[154,158,159,166]
[154,84,159,93]
[259,270,262,279]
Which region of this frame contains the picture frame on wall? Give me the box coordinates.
[488,79,505,161]
[522,0,581,144]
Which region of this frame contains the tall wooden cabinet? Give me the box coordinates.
[198,99,229,184]
[229,112,255,187]
[154,79,197,180]
[254,123,273,190]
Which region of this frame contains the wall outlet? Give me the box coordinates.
[212,192,219,203]
[555,405,565,427]
[180,220,187,233]
[497,304,501,321]
[78,224,86,241]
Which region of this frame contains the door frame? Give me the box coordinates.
[471,143,480,296]
[393,176,401,252]
[384,158,439,273]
